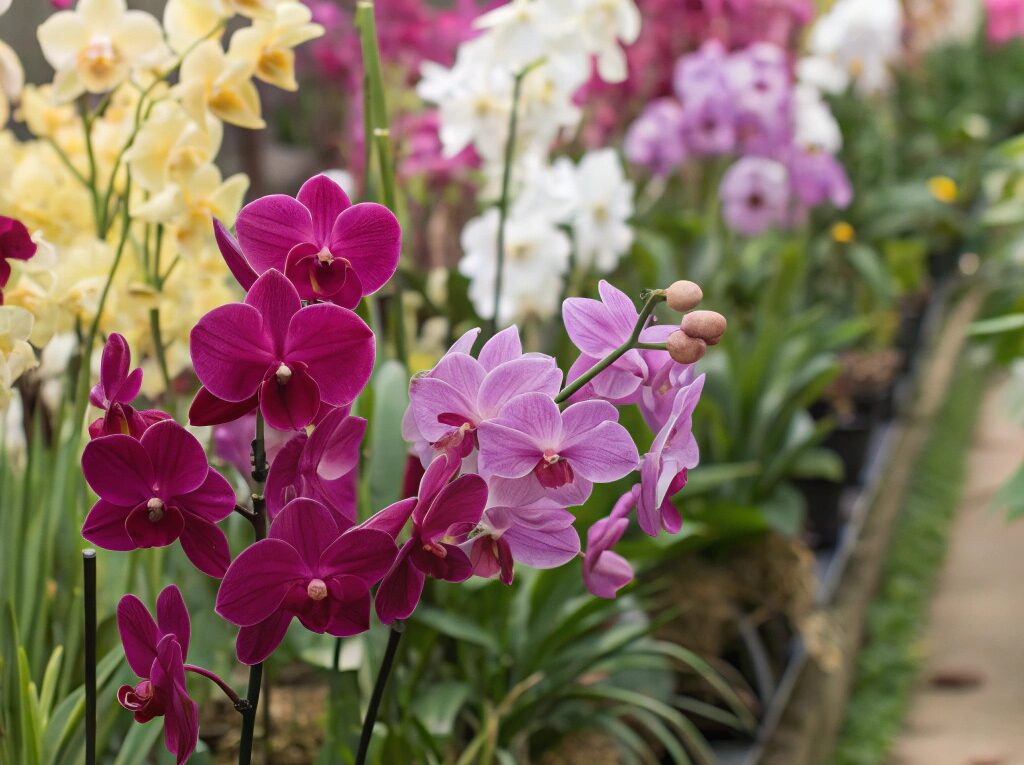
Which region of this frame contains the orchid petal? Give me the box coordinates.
[269,497,342,568]
[116,594,159,677]
[297,174,351,244]
[235,193,314,272]
[141,420,209,497]
[328,202,401,295]
[178,516,230,578]
[374,542,425,624]
[236,611,293,665]
[81,435,154,505]
[216,539,304,627]
[190,303,274,402]
[285,304,374,406]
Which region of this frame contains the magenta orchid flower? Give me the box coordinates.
[81,420,235,577]
[477,393,639,501]
[372,455,487,624]
[0,215,37,304]
[406,326,562,461]
[190,269,374,431]
[233,174,400,306]
[89,333,171,438]
[461,477,580,585]
[116,586,198,765]
[265,407,365,522]
[583,489,636,599]
[216,498,397,665]
[637,375,704,536]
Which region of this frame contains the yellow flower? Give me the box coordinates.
[0,306,37,409]
[831,221,855,243]
[0,40,24,128]
[37,0,167,102]
[177,40,265,129]
[228,2,323,91]
[127,102,223,193]
[927,175,958,204]
[164,0,278,53]
[17,85,79,141]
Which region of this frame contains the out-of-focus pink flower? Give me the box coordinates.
[624,99,687,176]
[985,0,1024,45]
[719,156,790,236]
[396,110,480,187]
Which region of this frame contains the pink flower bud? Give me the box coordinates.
[667,331,707,364]
[680,310,727,345]
[666,280,703,312]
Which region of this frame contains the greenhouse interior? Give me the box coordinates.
[2,0,1024,763]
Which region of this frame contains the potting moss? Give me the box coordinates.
[829,361,989,765]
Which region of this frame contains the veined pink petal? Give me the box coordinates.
[560,399,619,445]
[151,638,198,765]
[245,269,302,356]
[236,194,314,272]
[216,539,305,627]
[141,421,209,498]
[82,435,156,506]
[504,521,580,569]
[265,435,306,520]
[285,304,374,406]
[492,393,562,447]
[260,366,321,431]
[583,547,633,599]
[236,610,293,665]
[178,469,235,523]
[125,503,185,548]
[178,516,231,578]
[363,497,416,539]
[447,327,481,356]
[476,421,544,479]
[409,376,478,442]
[324,586,371,637]
[297,174,351,244]
[117,594,159,677]
[597,280,641,337]
[307,410,365,481]
[284,242,350,301]
[419,474,487,543]
[319,528,397,585]
[188,388,257,427]
[432,353,486,403]
[213,218,257,291]
[374,542,425,624]
[82,499,134,550]
[561,420,638,483]
[477,358,562,419]
[190,303,274,402]
[477,326,522,371]
[563,298,622,356]
[328,203,401,295]
[155,586,190,656]
[269,498,342,570]
[637,454,661,537]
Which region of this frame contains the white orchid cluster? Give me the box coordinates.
[417,0,641,326]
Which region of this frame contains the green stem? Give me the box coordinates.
[148,308,173,405]
[554,291,666,404]
[355,624,404,765]
[488,69,527,339]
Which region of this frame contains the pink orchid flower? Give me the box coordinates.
[265,407,365,523]
[89,333,170,438]
[0,215,36,304]
[405,326,562,461]
[476,393,639,501]
[371,455,487,624]
[637,375,704,536]
[233,174,400,306]
[81,420,235,577]
[190,269,374,431]
[116,586,198,765]
[216,498,397,665]
[583,489,636,599]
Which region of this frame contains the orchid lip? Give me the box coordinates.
[306,578,328,601]
[275,363,292,384]
[146,498,165,522]
[422,541,448,558]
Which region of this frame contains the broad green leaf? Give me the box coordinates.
[367,361,410,513]
[411,681,470,736]
[968,314,1024,336]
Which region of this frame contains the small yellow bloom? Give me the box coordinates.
[0,40,24,128]
[17,85,79,140]
[177,40,265,129]
[0,305,37,409]
[127,102,223,193]
[927,175,958,204]
[37,0,167,102]
[831,221,855,243]
[228,2,323,91]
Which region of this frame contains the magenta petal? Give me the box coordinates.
[409,376,478,442]
[319,528,397,585]
[419,474,487,543]
[307,410,365,481]
[216,539,304,626]
[324,586,370,637]
[156,585,190,655]
[190,303,274,402]
[245,269,301,356]
[297,174,352,244]
[116,594,159,677]
[362,497,416,539]
[285,303,374,406]
[269,497,341,567]
[178,469,235,523]
[374,543,425,624]
[141,420,209,497]
[477,326,522,371]
[125,504,185,548]
[81,435,154,505]
[82,499,134,550]
[188,387,257,427]
[328,202,401,295]
[436,544,474,583]
[561,421,639,483]
[151,638,199,765]
[265,434,306,519]
[284,242,349,300]
[260,367,321,431]
[236,611,293,665]
[411,454,460,524]
[235,194,314,272]
[93,333,135,406]
[178,516,230,578]
[214,218,258,291]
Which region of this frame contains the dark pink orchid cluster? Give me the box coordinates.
[85,172,714,763]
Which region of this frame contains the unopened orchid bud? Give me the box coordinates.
[666,280,703,312]
[667,331,706,364]
[680,310,727,345]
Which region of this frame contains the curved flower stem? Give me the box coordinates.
[634,342,668,351]
[355,623,405,765]
[238,413,269,765]
[488,69,528,340]
[185,665,241,706]
[554,290,667,404]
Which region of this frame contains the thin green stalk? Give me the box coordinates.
[488,69,527,339]
[148,308,173,406]
[554,291,666,404]
[355,624,405,765]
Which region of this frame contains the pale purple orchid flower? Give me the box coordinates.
[624,98,687,176]
[88,333,170,439]
[564,281,650,402]
[719,156,790,236]
[371,454,487,624]
[233,174,400,307]
[681,92,738,156]
[216,498,397,665]
[406,326,562,463]
[81,420,235,577]
[190,269,375,431]
[785,147,853,211]
[460,477,580,585]
[477,393,639,501]
[726,42,792,152]
[637,374,704,536]
[583,489,636,599]
[116,586,198,765]
[265,408,365,523]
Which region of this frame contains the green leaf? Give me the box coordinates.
[111,722,162,765]
[410,681,470,736]
[996,464,1024,520]
[367,361,410,513]
[43,648,122,763]
[845,244,893,304]
[968,314,1024,336]
[791,447,845,482]
[412,607,501,654]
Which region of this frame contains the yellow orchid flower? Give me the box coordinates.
[227,1,323,91]
[0,40,24,128]
[177,39,265,129]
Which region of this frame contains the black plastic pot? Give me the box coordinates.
[796,478,844,550]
